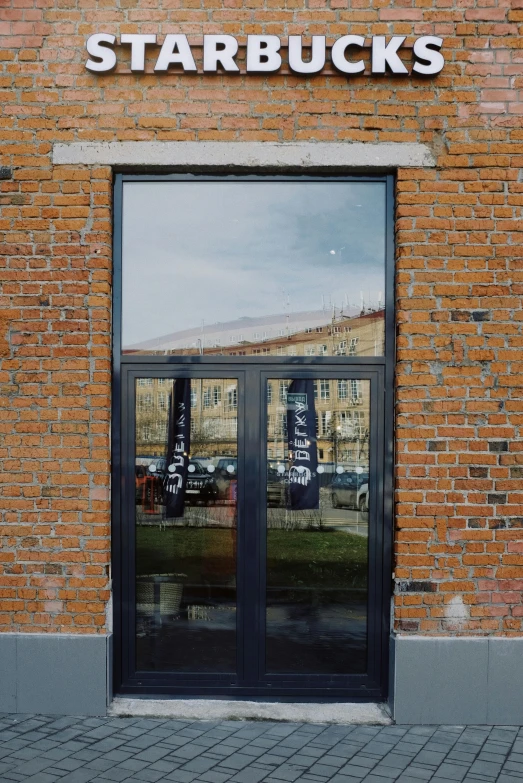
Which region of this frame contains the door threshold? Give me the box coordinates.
[109,696,391,724]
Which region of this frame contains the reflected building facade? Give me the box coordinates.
[134,307,380,472]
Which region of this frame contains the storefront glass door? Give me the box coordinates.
[118,365,384,698]
[113,174,393,700]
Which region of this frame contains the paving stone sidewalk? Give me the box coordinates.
[0,714,522,783]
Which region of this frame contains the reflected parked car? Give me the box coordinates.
[331,471,369,510]
[135,463,163,506]
[357,482,369,512]
[214,457,238,501]
[185,460,219,505]
[216,457,237,478]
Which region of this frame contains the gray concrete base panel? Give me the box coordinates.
[391,634,523,724]
[0,632,111,716]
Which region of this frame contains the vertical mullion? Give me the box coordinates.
[123,368,137,685]
[235,370,245,684]
[366,370,383,687]
[111,174,123,694]
[383,174,395,699]
[258,371,268,681]
[241,367,262,687]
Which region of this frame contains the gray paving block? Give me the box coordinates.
[468,758,503,777]
[394,767,432,781]
[395,778,434,783]
[263,773,302,783]
[294,749,331,761]
[94,769,131,781]
[11,756,57,775]
[344,756,377,769]
[53,757,91,771]
[128,770,166,782]
[199,772,233,783]
[337,766,372,780]
[85,758,120,772]
[431,762,469,781]
[230,768,269,783]
[378,754,411,770]
[361,776,399,783]
[317,756,350,768]
[264,755,294,766]
[52,770,99,783]
[329,776,370,783]
[181,756,218,773]
[133,746,172,763]
[163,771,200,782]
[413,750,447,766]
[308,764,344,776]
[503,760,523,774]
[8,747,42,761]
[22,774,60,783]
[367,765,402,779]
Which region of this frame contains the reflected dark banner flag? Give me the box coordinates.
[164,378,191,518]
[286,379,319,510]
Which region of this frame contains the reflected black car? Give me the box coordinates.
[185,460,219,505]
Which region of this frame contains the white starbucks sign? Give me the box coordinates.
[85,34,444,76]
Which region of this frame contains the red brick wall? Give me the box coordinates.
[0,0,522,635]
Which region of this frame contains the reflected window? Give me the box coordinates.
[227,387,237,411]
[338,380,348,400]
[319,380,330,400]
[121,181,386,357]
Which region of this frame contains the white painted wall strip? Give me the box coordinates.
[52,141,436,168]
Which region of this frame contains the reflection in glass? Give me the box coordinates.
[135,377,238,673]
[122,181,386,356]
[266,378,370,675]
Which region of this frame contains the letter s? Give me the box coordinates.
[413,36,444,76]
[86,33,117,73]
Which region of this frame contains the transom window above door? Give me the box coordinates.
[120,178,387,358]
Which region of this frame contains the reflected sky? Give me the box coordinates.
[122,180,386,348]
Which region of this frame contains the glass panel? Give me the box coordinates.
[122,181,385,356]
[135,377,238,673]
[266,377,370,674]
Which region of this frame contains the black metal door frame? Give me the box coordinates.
[111,172,395,701]
[118,363,385,700]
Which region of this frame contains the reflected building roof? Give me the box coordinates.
[125,306,382,354]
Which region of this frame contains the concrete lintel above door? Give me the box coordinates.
[52,141,436,169]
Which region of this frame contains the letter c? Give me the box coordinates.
[331,35,365,74]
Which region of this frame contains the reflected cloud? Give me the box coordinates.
[122,180,386,348]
